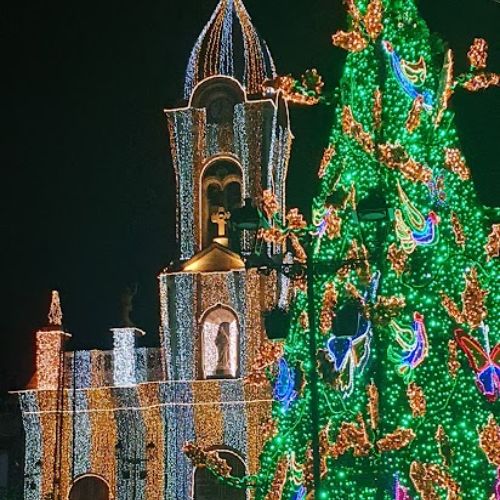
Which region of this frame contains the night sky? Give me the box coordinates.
[2,0,499,391]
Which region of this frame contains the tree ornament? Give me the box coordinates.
[264,75,320,106]
[485,224,500,261]
[318,146,335,178]
[319,282,338,334]
[379,142,432,183]
[454,326,500,402]
[387,243,408,276]
[435,425,453,468]
[373,87,382,130]
[441,267,488,329]
[286,208,308,230]
[342,105,375,154]
[478,415,500,467]
[370,295,406,326]
[247,341,284,386]
[377,428,416,452]
[48,290,63,327]
[448,340,460,379]
[468,38,489,70]
[266,456,289,500]
[332,29,368,52]
[410,462,461,500]
[261,418,278,441]
[406,95,424,133]
[444,148,471,180]
[261,189,280,218]
[366,381,379,430]
[451,212,466,247]
[407,382,427,417]
[388,313,429,382]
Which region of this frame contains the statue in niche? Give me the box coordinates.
[215,322,232,376]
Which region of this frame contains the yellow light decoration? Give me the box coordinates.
[345,0,362,21]
[342,105,375,154]
[260,418,278,442]
[330,414,372,459]
[247,342,283,386]
[376,428,416,453]
[373,87,382,130]
[286,208,307,230]
[387,243,408,275]
[441,267,488,329]
[48,290,63,326]
[407,382,426,417]
[462,72,500,92]
[479,415,500,467]
[364,0,383,40]
[448,340,460,378]
[378,142,433,183]
[332,29,368,53]
[485,224,500,261]
[451,211,466,247]
[319,282,338,334]
[264,75,320,106]
[410,462,461,500]
[366,381,379,430]
[435,49,455,126]
[183,442,232,477]
[265,456,288,500]
[289,233,307,263]
[318,146,336,179]
[444,148,471,180]
[406,95,424,133]
[467,38,489,70]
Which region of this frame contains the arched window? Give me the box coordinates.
[201,159,242,249]
[69,475,110,500]
[200,306,239,379]
[193,449,246,500]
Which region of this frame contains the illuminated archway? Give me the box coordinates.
[68,474,110,500]
[193,448,246,500]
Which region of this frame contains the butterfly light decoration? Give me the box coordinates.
[454,324,499,402]
[388,312,429,382]
[326,272,380,397]
[382,40,434,110]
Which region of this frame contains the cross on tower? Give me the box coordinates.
[211,207,231,237]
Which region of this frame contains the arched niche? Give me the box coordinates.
[200,305,240,379]
[201,158,243,249]
[193,448,247,500]
[68,474,110,500]
[190,77,245,125]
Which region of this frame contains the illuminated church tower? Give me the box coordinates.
[15,1,293,499]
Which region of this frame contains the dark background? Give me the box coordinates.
[1,0,499,391]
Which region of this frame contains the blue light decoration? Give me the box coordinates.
[388,312,429,382]
[454,324,500,402]
[273,358,298,411]
[291,485,307,500]
[326,272,380,397]
[411,211,440,246]
[382,40,434,110]
[427,175,447,208]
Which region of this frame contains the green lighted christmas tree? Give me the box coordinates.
[185,0,500,498]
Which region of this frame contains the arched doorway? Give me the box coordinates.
[193,449,246,500]
[69,475,110,500]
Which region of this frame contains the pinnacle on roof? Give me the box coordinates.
[184,0,276,99]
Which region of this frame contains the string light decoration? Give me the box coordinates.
[366,381,379,430]
[451,211,466,247]
[444,148,471,180]
[318,146,336,178]
[479,415,500,467]
[111,327,145,387]
[435,425,452,468]
[485,224,500,261]
[342,105,375,154]
[405,95,424,133]
[373,87,383,130]
[184,0,276,99]
[435,49,455,126]
[410,462,461,499]
[330,415,372,459]
[319,282,338,334]
[462,72,500,92]
[407,382,427,417]
[376,428,416,452]
[468,38,489,70]
[48,290,63,326]
[441,267,489,329]
[448,340,460,378]
[378,142,433,183]
[387,243,408,276]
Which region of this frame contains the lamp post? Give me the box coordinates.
[231,201,369,498]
